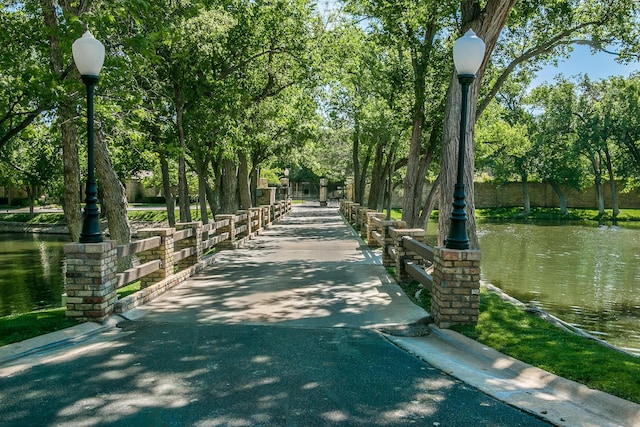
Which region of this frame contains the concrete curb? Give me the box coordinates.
[386,325,640,427]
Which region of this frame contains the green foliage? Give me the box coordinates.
[117,281,141,299]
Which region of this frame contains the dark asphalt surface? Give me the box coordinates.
[0,206,552,426]
[1,322,550,426]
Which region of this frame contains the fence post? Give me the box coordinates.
[137,228,175,289]
[390,228,426,282]
[431,248,482,328]
[366,212,386,247]
[260,205,271,227]
[378,220,406,267]
[63,241,118,323]
[250,207,262,235]
[349,203,360,224]
[357,208,374,238]
[175,221,203,270]
[215,214,236,250]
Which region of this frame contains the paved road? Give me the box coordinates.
[0,205,551,426]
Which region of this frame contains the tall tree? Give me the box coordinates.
[438,0,639,247]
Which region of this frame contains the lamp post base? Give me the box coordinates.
[79,211,103,243]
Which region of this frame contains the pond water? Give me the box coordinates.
[0,234,68,317]
[478,222,640,355]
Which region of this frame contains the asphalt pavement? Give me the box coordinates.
[0,204,637,426]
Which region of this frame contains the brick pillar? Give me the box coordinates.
[175,221,202,270]
[250,207,262,235]
[343,201,354,217]
[432,248,482,328]
[366,212,386,247]
[137,228,175,289]
[378,220,407,267]
[64,241,118,323]
[237,211,250,240]
[349,203,360,224]
[216,214,235,250]
[260,205,271,226]
[390,228,426,282]
[358,208,375,238]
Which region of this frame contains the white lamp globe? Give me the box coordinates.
[72,31,105,77]
[453,29,486,76]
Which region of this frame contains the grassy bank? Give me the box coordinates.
[388,265,640,404]
[0,308,77,347]
[0,212,66,223]
[383,207,640,223]
[0,282,143,348]
[381,272,639,403]
[453,288,640,404]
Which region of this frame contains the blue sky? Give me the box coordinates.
[532,45,640,86]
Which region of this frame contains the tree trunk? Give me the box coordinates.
[27,185,35,219]
[521,172,531,215]
[548,179,568,214]
[60,103,83,241]
[358,145,373,205]
[402,105,425,227]
[438,0,517,248]
[418,174,441,229]
[604,145,619,225]
[250,164,259,207]
[204,177,218,218]
[383,160,391,219]
[197,173,209,224]
[159,152,176,227]
[193,155,209,224]
[352,117,361,204]
[221,158,238,213]
[211,156,223,213]
[95,128,132,270]
[174,84,191,223]
[591,155,605,221]
[40,0,90,242]
[367,143,385,209]
[238,151,252,209]
[380,152,393,213]
[177,152,191,222]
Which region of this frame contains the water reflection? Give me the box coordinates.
[478,222,640,355]
[0,234,68,317]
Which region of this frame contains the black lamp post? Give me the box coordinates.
[284,168,290,199]
[72,30,105,243]
[445,29,486,250]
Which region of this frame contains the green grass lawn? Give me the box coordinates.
[453,288,640,404]
[0,308,77,347]
[0,212,66,223]
[117,281,141,298]
[390,268,640,404]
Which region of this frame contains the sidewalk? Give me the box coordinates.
[1,205,637,426]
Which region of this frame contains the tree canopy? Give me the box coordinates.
[1,0,639,240]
